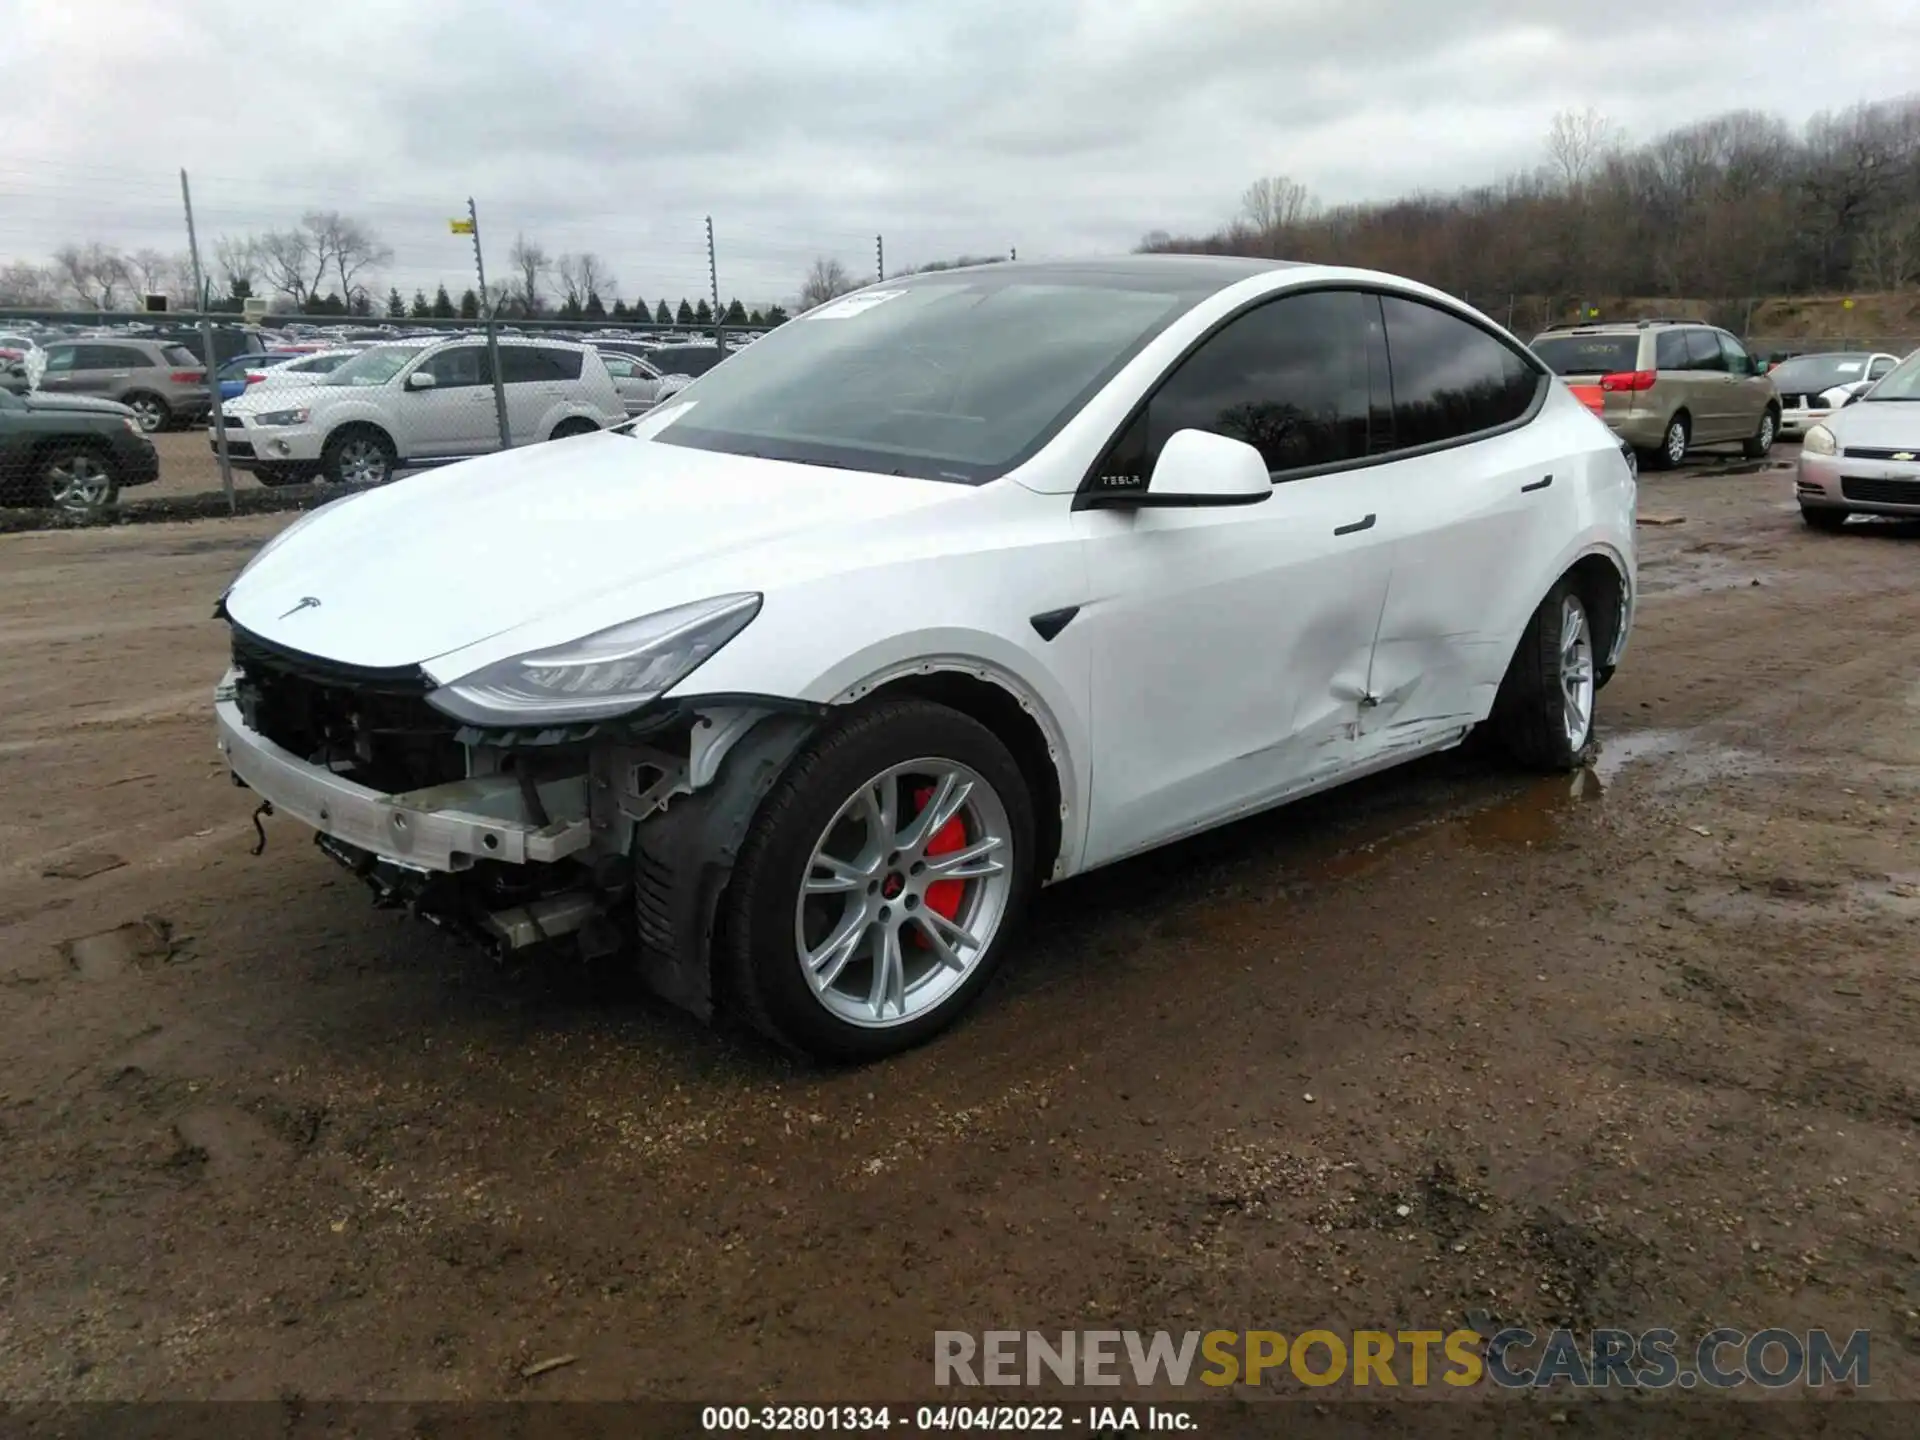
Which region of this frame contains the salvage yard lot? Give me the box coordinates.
[1,460,1917,1401]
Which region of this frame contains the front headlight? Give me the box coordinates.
[122,417,143,436]
[1802,424,1837,456]
[255,407,309,427]
[426,593,763,725]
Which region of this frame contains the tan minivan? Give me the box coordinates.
[1529,320,1779,469]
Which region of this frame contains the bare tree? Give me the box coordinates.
[556,252,617,312]
[51,243,132,307]
[509,234,551,315]
[1546,107,1618,192]
[1854,202,1920,289]
[213,235,262,298]
[1239,176,1319,257]
[309,212,392,312]
[798,256,857,310]
[255,227,331,306]
[0,260,60,307]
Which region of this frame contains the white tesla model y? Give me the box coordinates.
[214,256,1635,1060]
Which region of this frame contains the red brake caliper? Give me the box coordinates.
[909,785,967,946]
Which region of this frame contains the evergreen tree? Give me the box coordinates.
[764,305,790,325]
[694,298,713,324]
[748,308,764,326]
[584,290,607,320]
[458,288,480,320]
[386,287,406,319]
[610,298,629,320]
[349,290,373,317]
[410,289,431,319]
[675,298,695,324]
[431,284,455,318]
[655,300,672,324]
[723,298,748,325]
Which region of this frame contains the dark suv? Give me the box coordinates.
[0,372,159,515]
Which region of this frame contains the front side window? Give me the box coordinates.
[415,346,488,387]
[1684,330,1725,372]
[1717,333,1753,375]
[647,274,1211,484]
[1378,294,1542,449]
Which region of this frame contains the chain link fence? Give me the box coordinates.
[1,308,761,522]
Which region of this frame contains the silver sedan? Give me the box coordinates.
[1795,349,1920,530]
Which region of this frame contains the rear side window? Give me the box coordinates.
[498,347,584,382]
[1684,330,1725,372]
[1101,288,1376,482]
[1530,334,1638,376]
[1379,295,1542,449]
[542,347,583,380]
[1654,332,1689,370]
[162,345,201,367]
[42,346,78,373]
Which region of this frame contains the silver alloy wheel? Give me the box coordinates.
[1559,593,1595,752]
[335,436,390,485]
[1756,413,1775,452]
[1665,420,1687,466]
[128,396,166,432]
[794,759,1015,1028]
[45,452,113,513]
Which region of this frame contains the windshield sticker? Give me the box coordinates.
[1836,361,1862,373]
[806,289,908,321]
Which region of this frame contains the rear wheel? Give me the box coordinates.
[38,444,119,516]
[1494,579,1596,772]
[720,699,1036,1062]
[1647,413,1689,470]
[1743,408,1778,459]
[123,393,169,433]
[1800,506,1849,532]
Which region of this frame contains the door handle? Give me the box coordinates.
[1333,513,1376,536]
[1521,475,1553,493]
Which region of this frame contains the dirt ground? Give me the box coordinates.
[3,446,1918,1408]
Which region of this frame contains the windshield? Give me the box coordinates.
[1863,350,1920,401]
[647,277,1202,483]
[1528,334,1639,376]
[1770,354,1873,394]
[324,344,425,386]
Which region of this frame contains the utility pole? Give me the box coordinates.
[705,216,720,330]
[181,169,235,515]
[460,198,512,449]
[876,234,885,282]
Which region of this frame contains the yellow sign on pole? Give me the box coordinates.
[449,218,475,235]
[1842,298,1855,310]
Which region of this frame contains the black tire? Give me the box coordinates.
[548,417,600,440]
[719,698,1038,1063]
[254,465,304,488]
[321,427,395,487]
[1493,578,1597,772]
[37,443,120,516]
[123,392,170,434]
[1800,506,1848,532]
[1646,413,1690,470]
[1742,407,1779,459]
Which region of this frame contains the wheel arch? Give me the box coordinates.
[323,419,397,458]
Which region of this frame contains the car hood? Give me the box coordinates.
[223,433,975,672]
[1828,400,1920,448]
[21,392,137,419]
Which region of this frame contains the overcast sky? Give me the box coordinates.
[4,0,1917,308]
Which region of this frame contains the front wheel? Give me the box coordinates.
[1800,506,1849,532]
[1493,580,1597,772]
[322,429,395,487]
[719,699,1037,1062]
[39,445,119,516]
[1743,408,1778,459]
[548,417,601,441]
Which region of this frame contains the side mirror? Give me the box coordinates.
[404,370,437,391]
[1754,360,1770,376]
[1843,391,1864,407]
[1086,429,1273,509]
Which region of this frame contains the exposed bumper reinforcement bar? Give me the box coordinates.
[215,684,591,874]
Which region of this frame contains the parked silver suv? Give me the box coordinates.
[35,339,211,432]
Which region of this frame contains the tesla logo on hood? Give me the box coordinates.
[279,596,322,619]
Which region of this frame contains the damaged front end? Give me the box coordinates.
[215,622,817,1020]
